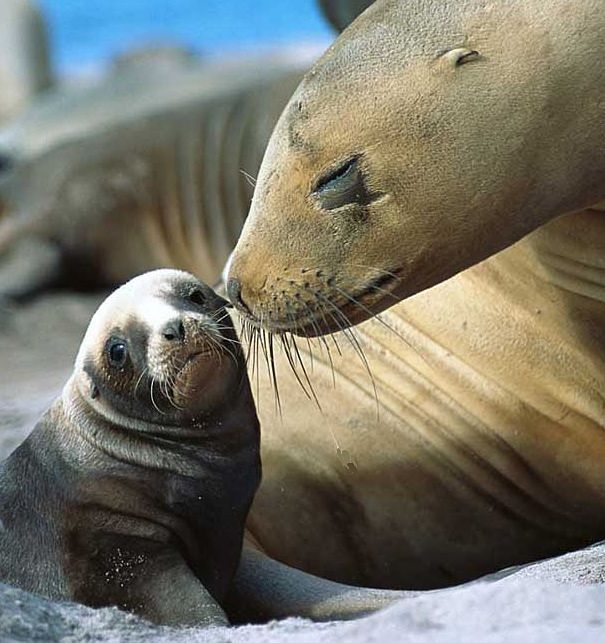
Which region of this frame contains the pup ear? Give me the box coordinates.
[317,0,375,33]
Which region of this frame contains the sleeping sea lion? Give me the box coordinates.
[0,51,307,298]
[222,0,605,590]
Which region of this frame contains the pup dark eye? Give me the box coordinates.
[313,156,377,211]
[188,288,206,306]
[106,339,128,368]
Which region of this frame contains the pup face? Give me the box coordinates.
[75,269,243,425]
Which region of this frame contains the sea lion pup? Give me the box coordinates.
[0,52,306,299]
[0,269,260,626]
[222,0,605,590]
[0,0,52,124]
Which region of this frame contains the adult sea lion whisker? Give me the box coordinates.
[314,290,379,412]
[267,332,282,414]
[334,285,427,364]
[239,168,257,188]
[278,334,318,406]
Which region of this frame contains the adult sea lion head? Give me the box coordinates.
[73,269,245,427]
[227,0,605,334]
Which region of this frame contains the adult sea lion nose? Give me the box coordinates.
[227,277,250,314]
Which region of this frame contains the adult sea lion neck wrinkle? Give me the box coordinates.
[227,0,605,333]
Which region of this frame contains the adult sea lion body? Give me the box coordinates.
[0,51,306,297]
[0,0,52,124]
[225,0,605,589]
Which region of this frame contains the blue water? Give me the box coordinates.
[38,0,333,73]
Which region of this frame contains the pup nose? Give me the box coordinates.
[161,319,185,341]
[227,277,250,314]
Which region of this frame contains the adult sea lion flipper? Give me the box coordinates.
[317,0,375,32]
[226,548,416,623]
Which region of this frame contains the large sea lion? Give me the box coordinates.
[0,0,52,124]
[223,0,605,590]
[0,51,307,299]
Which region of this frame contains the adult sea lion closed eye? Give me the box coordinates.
[223,0,605,590]
[0,269,260,626]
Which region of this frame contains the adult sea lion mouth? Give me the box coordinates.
[240,269,403,337]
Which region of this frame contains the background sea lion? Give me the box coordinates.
[0,0,52,124]
[222,0,605,589]
[0,50,307,299]
[0,269,260,626]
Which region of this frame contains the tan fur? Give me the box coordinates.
[225,0,605,588]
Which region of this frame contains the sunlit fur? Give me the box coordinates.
[218,0,605,591]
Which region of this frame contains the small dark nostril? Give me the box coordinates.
[227,277,241,302]
[162,319,185,342]
[227,277,250,313]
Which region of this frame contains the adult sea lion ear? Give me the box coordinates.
[317,0,375,32]
[438,47,481,68]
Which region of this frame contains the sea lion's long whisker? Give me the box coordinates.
[278,334,317,405]
[287,332,320,406]
[267,333,282,415]
[149,378,165,415]
[134,366,150,399]
[334,285,426,365]
[314,290,379,412]
[239,168,257,188]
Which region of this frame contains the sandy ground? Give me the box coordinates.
[1,291,605,641]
